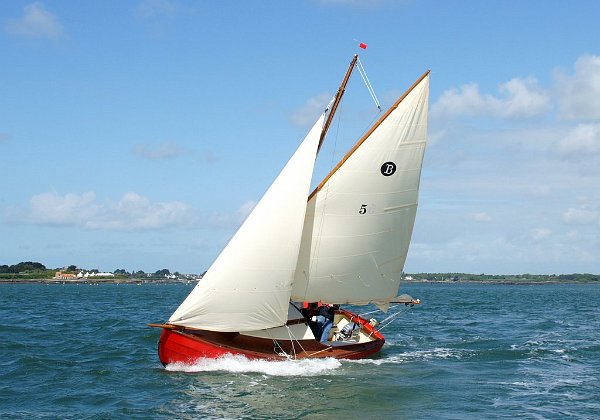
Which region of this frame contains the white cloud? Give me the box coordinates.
[4,2,64,40]
[134,0,193,35]
[556,123,600,156]
[211,200,256,229]
[469,212,492,222]
[28,191,98,226]
[432,77,550,120]
[563,206,599,225]
[427,129,446,147]
[565,230,579,241]
[20,191,196,231]
[530,228,552,242]
[135,0,178,20]
[403,54,600,273]
[290,93,331,127]
[497,78,551,118]
[431,83,483,118]
[555,54,600,121]
[319,0,404,7]
[433,54,600,124]
[532,185,551,197]
[133,141,183,160]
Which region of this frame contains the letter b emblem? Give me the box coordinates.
[380,162,396,176]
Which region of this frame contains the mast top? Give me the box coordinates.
[318,54,359,151]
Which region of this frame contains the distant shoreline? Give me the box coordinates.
[2,278,598,285]
[402,279,599,285]
[0,278,194,285]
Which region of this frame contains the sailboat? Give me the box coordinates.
[150,55,429,363]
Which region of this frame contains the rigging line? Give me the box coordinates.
[377,307,412,332]
[272,338,292,359]
[357,303,413,337]
[285,325,309,358]
[357,57,381,110]
[380,306,409,324]
[306,345,334,358]
[357,58,381,110]
[267,330,290,359]
[266,327,294,359]
[285,326,297,360]
[357,65,376,106]
[357,304,402,318]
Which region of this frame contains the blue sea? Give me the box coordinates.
[1,282,599,419]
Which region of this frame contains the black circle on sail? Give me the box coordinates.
[380,162,396,176]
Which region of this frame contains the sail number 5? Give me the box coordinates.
[359,204,367,214]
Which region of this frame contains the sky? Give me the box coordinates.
[1,0,599,275]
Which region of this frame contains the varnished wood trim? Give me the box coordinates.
[318,54,359,151]
[147,323,181,330]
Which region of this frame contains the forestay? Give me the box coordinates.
[169,113,326,332]
[291,72,430,308]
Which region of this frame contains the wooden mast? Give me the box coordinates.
[318,54,359,151]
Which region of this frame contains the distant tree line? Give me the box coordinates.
[0,261,55,279]
[0,261,48,273]
[0,262,185,280]
[406,273,600,283]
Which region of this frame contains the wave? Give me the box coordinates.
[347,347,467,365]
[165,354,342,376]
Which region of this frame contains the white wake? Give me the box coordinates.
[165,354,342,376]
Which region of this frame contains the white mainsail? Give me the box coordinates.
[291,72,430,308]
[169,113,326,332]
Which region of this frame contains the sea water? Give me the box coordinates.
[1,282,599,419]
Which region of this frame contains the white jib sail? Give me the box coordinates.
[292,73,429,307]
[169,113,326,332]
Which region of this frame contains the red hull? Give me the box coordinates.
[156,309,385,365]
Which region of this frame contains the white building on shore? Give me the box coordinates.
[77,271,115,278]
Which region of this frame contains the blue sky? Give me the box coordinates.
[1,0,599,275]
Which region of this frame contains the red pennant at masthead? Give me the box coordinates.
[359,42,367,49]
